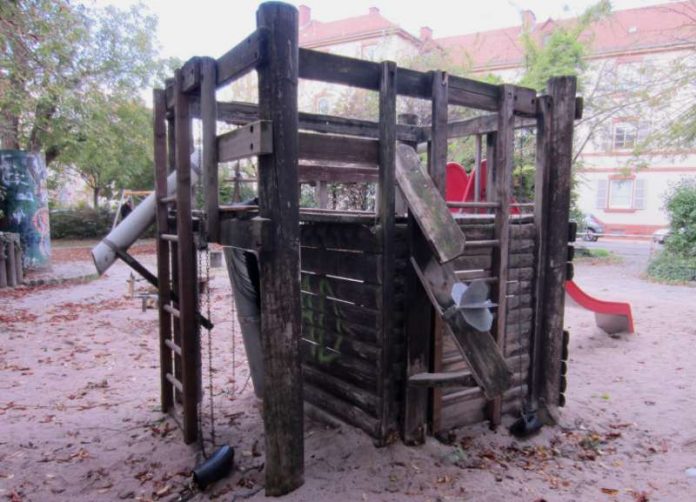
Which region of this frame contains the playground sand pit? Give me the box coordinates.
[1,246,695,501]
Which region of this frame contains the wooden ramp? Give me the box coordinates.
[396,143,511,399]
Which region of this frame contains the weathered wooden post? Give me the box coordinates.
[0,239,7,288]
[6,235,17,288]
[378,60,397,442]
[256,2,304,495]
[14,239,23,285]
[531,76,577,422]
[487,85,516,428]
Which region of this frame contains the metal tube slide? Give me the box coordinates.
[90,151,200,275]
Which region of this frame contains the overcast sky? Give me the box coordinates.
[90,0,674,61]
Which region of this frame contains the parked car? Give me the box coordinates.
[652,227,671,244]
[582,214,604,242]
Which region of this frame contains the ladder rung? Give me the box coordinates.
[466,239,500,248]
[160,233,179,242]
[165,373,184,392]
[163,303,180,317]
[160,195,176,203]
[165,339,182,356]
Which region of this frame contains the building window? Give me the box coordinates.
[596,178,646,210]
[611,121,649,150]
[613,123,637,149]
[316,97,330,115]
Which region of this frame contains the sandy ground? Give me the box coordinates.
[1,245,696,501]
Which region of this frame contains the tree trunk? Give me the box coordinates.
[93,187,100,209]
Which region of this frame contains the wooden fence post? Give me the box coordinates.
[487,85,515,428]
[378,60,397,443]
[256,3,304,496]
[531,77,577,422]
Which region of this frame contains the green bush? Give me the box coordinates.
[664,178,696,257]
[50,208,115,239]
[647,251,696,282]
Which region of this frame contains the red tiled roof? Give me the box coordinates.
[299,9,419,48]
[436,1,696,70]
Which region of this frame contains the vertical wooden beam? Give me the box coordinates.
[474,134,482,206]
[485,133,496,202]
[532,77,577,422]
[378,60,397,443]
[174,69,199,444]
[429,71,448,193]
[0,241,7,288]
[395,113,417,215]
[428,71,448,436]
[316,181,329,208]
[256,3,303,496]
[401,111,432,444]
[487,85,515,428]
[154,89,173,414]
[200,57,219,242]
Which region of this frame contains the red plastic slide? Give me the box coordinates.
[445,159,635,335]
[565,280,635,334]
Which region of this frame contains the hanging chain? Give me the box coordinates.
[204,244,215,447]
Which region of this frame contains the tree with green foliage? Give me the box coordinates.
[0,0,175,208]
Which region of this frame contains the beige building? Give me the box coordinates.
[298,2,696,236]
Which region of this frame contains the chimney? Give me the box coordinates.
[521,9,536,30]
[369,7,380,16]
[420,26,433,42]
[299,5,311,27]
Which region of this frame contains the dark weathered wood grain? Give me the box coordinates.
[395,143,466,264]
[200,57,219,242]
[256,3,303,495]
[217,120,273,163]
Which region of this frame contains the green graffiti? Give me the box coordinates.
[302,274,344,364]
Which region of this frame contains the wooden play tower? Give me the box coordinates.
[151,2,578,495]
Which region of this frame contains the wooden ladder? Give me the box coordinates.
[153,84,201,444]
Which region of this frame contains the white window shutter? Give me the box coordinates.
[634,179,646,209]
[596,180,608,209]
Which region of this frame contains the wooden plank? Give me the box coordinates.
[216,28,267,87]
[300,223,380,253]
[180,57,200,93]
[256,4,303,495]
[448,114,498,138]
[200,57,219,242]
[298,163,379,183]
[301,273,380,309]
[173,69,199,445]
[395,143,466,264]
[409,370,476,388]
[153,88,173,414]
[487,84,516,428]
[299,48,380,90]
[402,213,432,444]
[303,381,380,438]
[302,313,378,345]
[217,120,273,163]
[377,60,398,443]
[193,99,420,142]
[302,323,380,362]
[301,341,377,391]
[410,251,511,399]
[301,293,381,332]
[303,365,379,416]
[430,70,448,194]
[397,67,432,99]
[299,132,379,165]
[448,75,499,110]
[301,247,381,284]
[532,77,577,422]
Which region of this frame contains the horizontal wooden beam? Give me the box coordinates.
[299,163,379,183]
[409,370,477,388]
[217,28,267,87]
[217,120,273,163]
[299,132,379,165]
[190,99,422,142]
